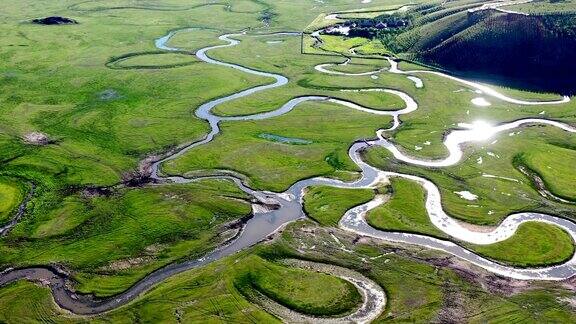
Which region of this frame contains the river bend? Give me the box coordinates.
[0,29,575,316]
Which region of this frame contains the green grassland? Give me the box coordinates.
[163,101,392,191]
[354,40,391,56]
[317,35,370,54]
[0,0,426,308]
[303,186,375,226]
[0,0,575,321]
[1,221,575,323]
[473,222,575,267]
[206,35,407,115]
[164,28,225,52]
[303,182,575,267]
[365,123,576,225]
[0,0,288,299]
[0,4,274,189]
[304,34,392,57]
[521,146,576,201]
[366,178,448,239]
[3,0,404,191]
[380,73,576,162]
[235,256,362,316]
[324,57,385,74]
[0,178,26,225]
[2,179,252,296]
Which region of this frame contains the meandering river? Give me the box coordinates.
[1,28,575,316]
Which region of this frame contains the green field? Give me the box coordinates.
[1,222,575,323]
[521,146,576,201]
[0,178,26,225]
[326,58,386,74]
[235,256,362,316]
[365,124,576,225]
[304,181,575,267]
[304,185,375,226]
[163,100,393,191]
[366,178,448,239]
[2,179,252,296]
[0,0,575,321]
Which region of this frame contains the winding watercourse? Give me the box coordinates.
[1,29,575,316]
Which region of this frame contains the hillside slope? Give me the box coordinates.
[376,2,576,94]
[419,12,576,94]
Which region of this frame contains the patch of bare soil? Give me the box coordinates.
[121,170,152,187]
[435,283,468,324]
[100,256,154,272]
[560,276,576,292]
[22,132,51,145]
[138,155,160,178]
[454,220,496,233]
[558,296,576,311]
[98,244,167,272]
[425,256,532,296]
[517,165,575,204]
[252,202,280,214]
[81,186,113,198]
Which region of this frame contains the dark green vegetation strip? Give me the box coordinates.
[106,51,199,70]
[257,133,312,145]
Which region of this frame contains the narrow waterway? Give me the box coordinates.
[0,29,575,316]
